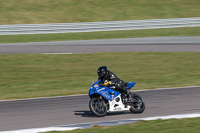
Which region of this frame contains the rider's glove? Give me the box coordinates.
[99,84,104,87]
[103,81,112,86]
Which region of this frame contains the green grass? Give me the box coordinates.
[0,27,200,43]
[0,0,199,44]
[45,117,200,133]
[0,0,200,25]
[0,52,199,100]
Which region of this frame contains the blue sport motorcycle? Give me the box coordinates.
[89,79,145,117]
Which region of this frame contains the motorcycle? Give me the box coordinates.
[88,79,145,117]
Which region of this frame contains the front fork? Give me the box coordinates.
[97,96,103,106]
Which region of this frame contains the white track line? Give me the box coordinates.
[136,112,200,121]
[0,94,87,102]
[42,53,74,54]
[0,86,199,102]
[1,112,200,133]
[135,85,200,92]
[0,127,82,133]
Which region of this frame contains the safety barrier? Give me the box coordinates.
[0,17,200,35]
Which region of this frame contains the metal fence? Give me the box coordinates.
[0,17,200,35]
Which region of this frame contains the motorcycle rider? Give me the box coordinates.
[97,66,132,100]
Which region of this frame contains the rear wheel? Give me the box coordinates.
[129,93,145,113]
[89,97,107,117]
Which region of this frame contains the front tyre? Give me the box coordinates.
[89,97,107,117]
[130,93,145,113]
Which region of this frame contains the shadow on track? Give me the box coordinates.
[74,110,131,117]
[74,110,94,117]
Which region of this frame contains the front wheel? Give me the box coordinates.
[89,97,107,117]
[129,93,145,113]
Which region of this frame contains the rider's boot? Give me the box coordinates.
[126,91,132,101]
[124,91,132,108]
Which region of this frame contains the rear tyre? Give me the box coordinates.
[89,97,107,117]
[129,93,145,113]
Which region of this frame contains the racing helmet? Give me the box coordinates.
[97,66,108,78]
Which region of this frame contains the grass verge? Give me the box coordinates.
[45,117,200,133]
[0,0,200,25]
[0,52,199,100]
[0,27,200,43]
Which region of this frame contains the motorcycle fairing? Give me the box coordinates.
[89,80,136,100]
[89,81,120,101]
[109,95,131,112]
[126,82,136,90]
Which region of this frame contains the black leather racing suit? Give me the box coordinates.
[98,70,128,94]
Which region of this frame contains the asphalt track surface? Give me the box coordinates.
[0,87,200,131]
[0,36,200,53]
[0,36,200,131]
